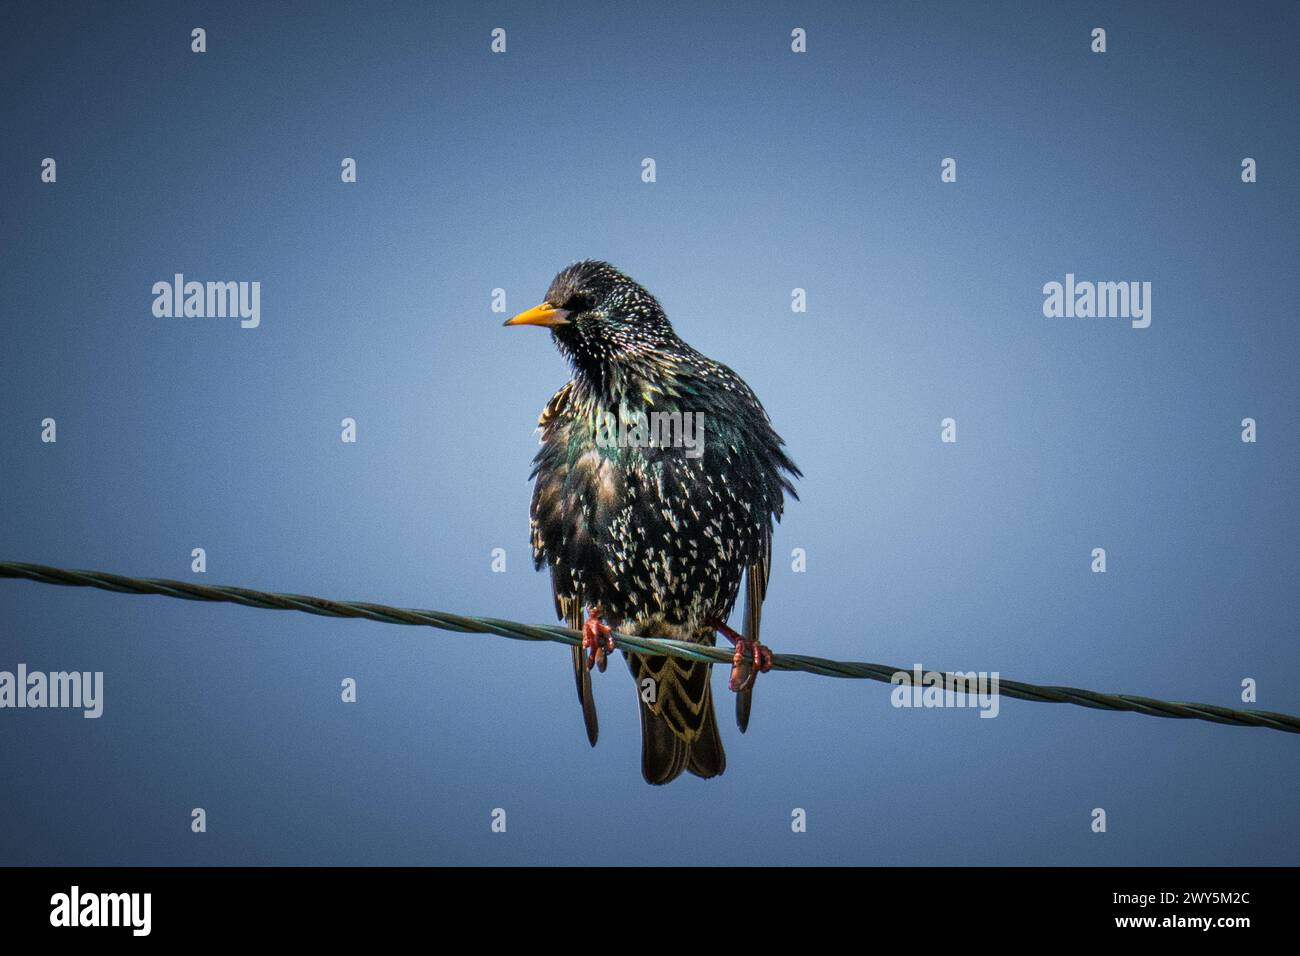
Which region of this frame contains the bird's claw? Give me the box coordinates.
[708,617,773,692]
[729,637,773,692]
[582,609,615,672]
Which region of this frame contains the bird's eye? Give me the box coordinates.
[562,294,594,313]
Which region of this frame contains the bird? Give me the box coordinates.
[504,261,800,784]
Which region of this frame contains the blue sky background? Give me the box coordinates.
[1,0,1297,865]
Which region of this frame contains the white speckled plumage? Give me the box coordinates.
[518,261,800,784]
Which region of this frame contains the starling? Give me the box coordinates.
[505,261,800,784]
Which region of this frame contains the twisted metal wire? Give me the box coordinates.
[2,560,1297,735]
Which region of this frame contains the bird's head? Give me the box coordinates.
[504,261,680,384]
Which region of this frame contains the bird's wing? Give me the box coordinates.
[530,380,599,746]
[556,590,599,747]
[735,530,771,733]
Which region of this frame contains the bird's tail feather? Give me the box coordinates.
[627,648,725,785]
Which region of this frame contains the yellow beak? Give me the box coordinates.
[503,302,572,328]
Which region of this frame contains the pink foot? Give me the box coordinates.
[582,607,615,672]
[709,618,773,692]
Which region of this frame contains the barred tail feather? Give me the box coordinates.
[628,650,725,785]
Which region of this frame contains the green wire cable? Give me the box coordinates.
[2,560,1297,735]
